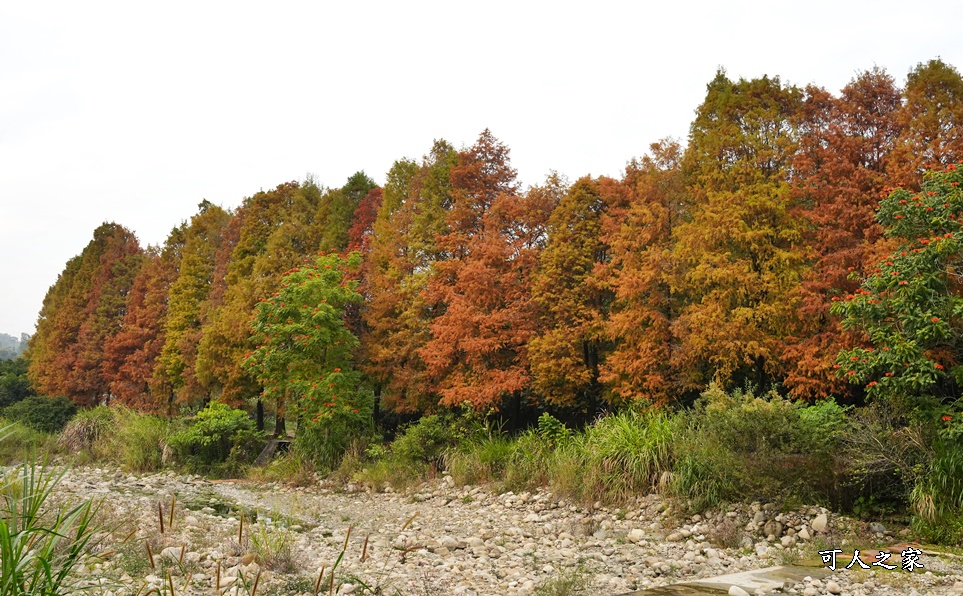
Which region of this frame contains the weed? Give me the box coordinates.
[250,520,301,573]
[707,515,744,550]
[534,565,594,595]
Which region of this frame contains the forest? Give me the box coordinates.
[12,59,963,543]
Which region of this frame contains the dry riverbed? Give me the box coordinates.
[49,466,963,595]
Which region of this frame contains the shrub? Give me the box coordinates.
[669,384,848,511]
[167,402,264,475]
[292,397,376,472]
[3,395,76,433]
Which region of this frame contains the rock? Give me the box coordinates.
[628,529,646,543]
[869,522,886,534]
[826,579,842,594]
[811,513,828,533]
[763,520,783,538]
[728,586,751,596]
[754,543,769,557]
[798,527,811,541]
[240,553,256,565]
[666,532,683,542]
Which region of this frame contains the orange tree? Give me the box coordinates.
[833,164,963,412]
[243,251,372,467]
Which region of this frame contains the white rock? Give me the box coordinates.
[826,580,842,594]
[628,529,646,543]
[811,513,828,533]
[729,586,751,596]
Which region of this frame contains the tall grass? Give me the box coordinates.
[910,440,963,543]
[59,406,169,472]
[0,419,54,465]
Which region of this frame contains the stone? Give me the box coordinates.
[869,522,886,534]
[627,529,646,543]
[728,586,751,596]
[825,580,842,594]
[666,532,683,542]
[763,520,783,538]
[798,527,811,541]
[811,514,828,533]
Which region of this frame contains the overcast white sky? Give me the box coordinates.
[1,1,961,336]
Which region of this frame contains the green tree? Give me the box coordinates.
[318,172,377,253]
[833,163,963,406]
[244,252,371,447]
[196,181,325,415]
[0,357,32,407]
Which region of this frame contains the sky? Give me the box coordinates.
[1,0,961,337]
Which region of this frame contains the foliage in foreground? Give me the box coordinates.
[0,431,103,595]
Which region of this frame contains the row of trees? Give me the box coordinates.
[27,60,963,427]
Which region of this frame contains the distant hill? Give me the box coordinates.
[0,333,28,360]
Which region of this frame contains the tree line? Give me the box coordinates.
[27,60,963,428]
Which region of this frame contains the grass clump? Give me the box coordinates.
[59,405,169,472]
[249,520,301,573]
[0,419,53,465]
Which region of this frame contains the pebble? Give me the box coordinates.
[35,465,963,595]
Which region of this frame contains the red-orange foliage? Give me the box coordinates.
[599,141,683,405]
[420,131,551,410]
[347,188,383,254]
[102,230,183,410]
[29,223,143,406]
[783,70,901,398]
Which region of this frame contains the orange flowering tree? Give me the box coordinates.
[244,252,372,464]
[833,164,963,409]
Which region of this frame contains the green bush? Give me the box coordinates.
[167,402,264,475]
[669,384,848,511]
[292,401,376,472]
[3,395,76,433]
